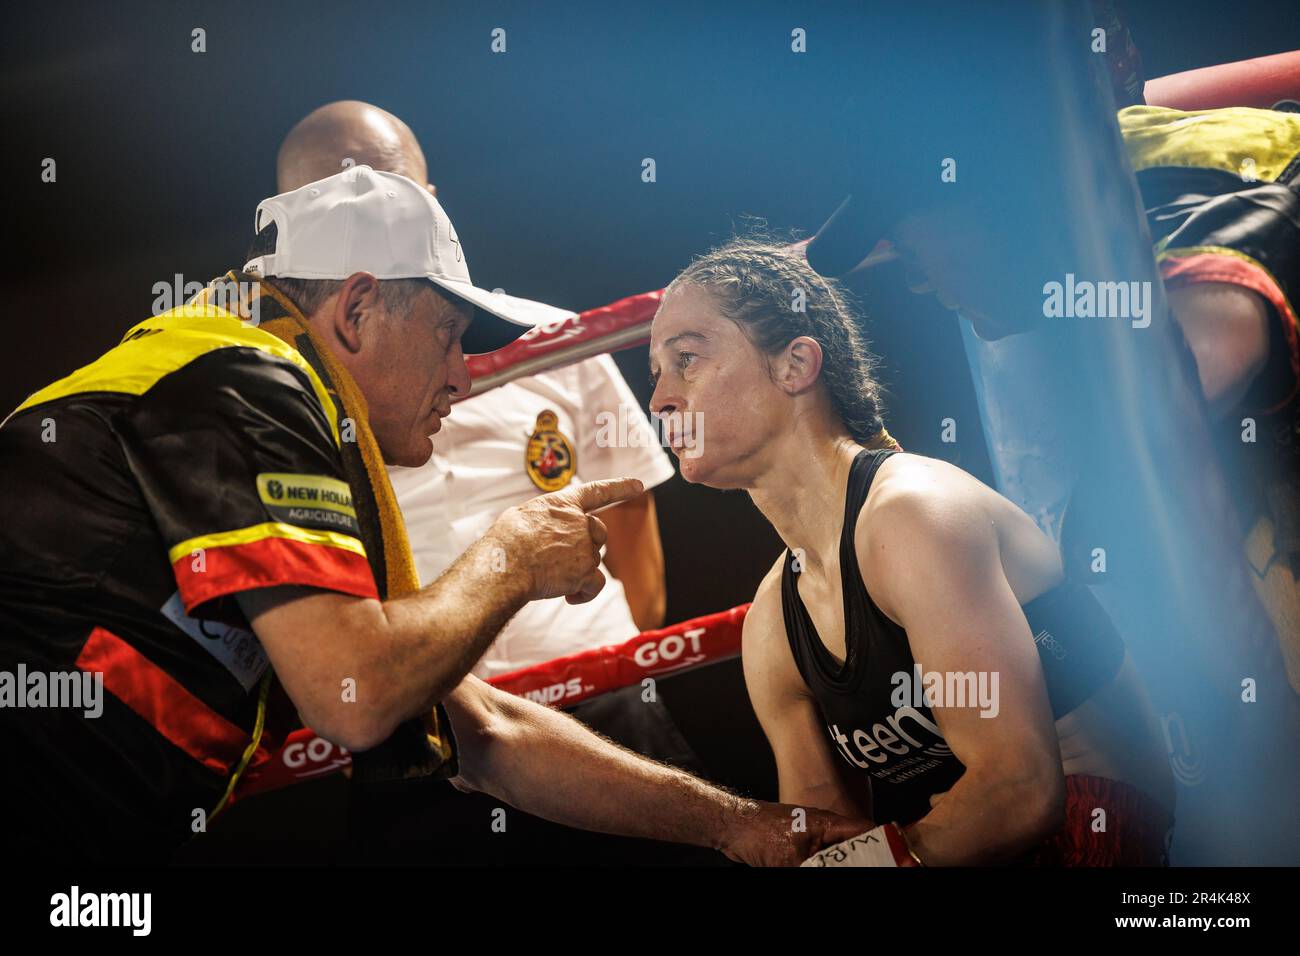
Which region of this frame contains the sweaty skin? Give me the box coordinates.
[743,450,1175,866]
[650,282,1174,865]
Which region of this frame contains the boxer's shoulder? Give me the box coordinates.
[743,554,787,642]
[859,453,992,548]
[742,555,794,659]
[742,553,809,704]
[856,454,1002,617]
[868,451,978,502]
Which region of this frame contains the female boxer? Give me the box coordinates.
[649,236,1175,866]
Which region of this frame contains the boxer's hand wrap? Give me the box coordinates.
[800,822,922,867]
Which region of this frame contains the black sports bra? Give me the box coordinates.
[781,449,1126,824]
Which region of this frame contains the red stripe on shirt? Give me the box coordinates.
[75,626,252,774]
[172,535,379,614]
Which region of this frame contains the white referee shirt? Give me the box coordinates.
[389,353,675,679]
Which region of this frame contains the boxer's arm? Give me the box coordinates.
[862,464,1065,866]
[742,564,869,819]
[601,491,667,631]
[442,674,867,864]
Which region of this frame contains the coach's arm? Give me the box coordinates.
[238,479,642,751]
[441,672,871,866]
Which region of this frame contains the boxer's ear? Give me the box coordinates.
[774,336,824,395]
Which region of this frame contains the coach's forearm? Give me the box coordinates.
[456,687,743,851]
[245,534,531,750]
[363,535,532,729]
[249,479,645,751]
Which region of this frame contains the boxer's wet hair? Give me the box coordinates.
[245,221,436,316]
[667,232,890,446]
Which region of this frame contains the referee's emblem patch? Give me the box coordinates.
[525,410,575,492]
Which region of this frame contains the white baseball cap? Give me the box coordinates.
[244,165,568,329]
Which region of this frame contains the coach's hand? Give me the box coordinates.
[487,477,644,604]
[720,799,875,867]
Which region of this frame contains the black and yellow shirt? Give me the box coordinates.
[0,300,379,861]
[1120,105,1300,561]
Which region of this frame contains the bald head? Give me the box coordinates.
[277,100,430,193]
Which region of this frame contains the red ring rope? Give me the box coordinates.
[462,288,663,398]
[235,604,749,800]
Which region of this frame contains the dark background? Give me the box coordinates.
[4,0,1298,861]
